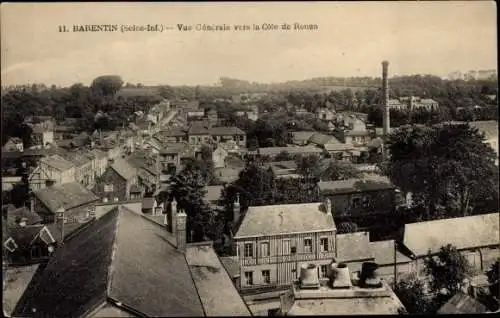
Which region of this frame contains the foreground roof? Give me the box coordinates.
[370,240,413,265]
[403,213,500,257]
[14,205,250,317]
[33,182,100,213]
[235,202,335,238]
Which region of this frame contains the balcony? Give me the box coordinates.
[241,251,336,266]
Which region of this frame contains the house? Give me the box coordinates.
[61,150,96,188]
[3,224,57,265]
[316,108,336,121]
[142,137,163,154]
[29,121,55,148]
[278,262,405,315]
[291,131,315,146]
[95,158,139,202]
[13,204,251,317]
[247,146,324,160]
[264,161,301,179]
[37,154,76,187]
[89,149,108,177]
[323,143,359,162]
[308,133,341,149]
[158,127,188,143]
[213,145,229,168]
[126,151,160,192]
[232,199,337,290]
[388,96,440,112]
[317,176,399,221]
[235,110,259,122]
[403,213,500,276]
[209,126,247,148]
[341,129,373,147]
[370,240,414,284]
[159,143,185,176]
[3,137,24,152]
[32,182,100,224]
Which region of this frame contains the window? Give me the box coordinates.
[282,239,291,255]
[304,238,313,253]
[261,242,270,257]
[262,270,271,284]
[104,184,113,192]
[320,238,329,252]
[4,237,17,252]
[244,243,253,257]
[320,265,328,278]
[244,271,254,285]
[352,197,361,209]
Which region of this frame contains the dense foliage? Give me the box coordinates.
[384,123,499,221]
[393,275,434,314]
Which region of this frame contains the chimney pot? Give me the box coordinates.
[331,263,353,289]
[359,262,382,288]
[299,263,320,289]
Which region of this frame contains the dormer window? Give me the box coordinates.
[4,237,18,252]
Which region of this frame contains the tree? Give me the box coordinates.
[321,159,362,181]
[393,275,434,314]
[385,123,498,221]
[486,260,499,297]
[90,75,124,97]
[424,244,472,296]
[295,154,321,180]
[158,85,175,100]
[337,222,358,234]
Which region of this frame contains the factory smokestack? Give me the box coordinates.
[382,61,390,138]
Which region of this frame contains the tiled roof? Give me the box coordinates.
[370,240,412,265]
[318,176,394,195]
[309,133,339,146]
[209,126,246,136]
[403,213,500,257]
[185,244,251,316]
[235,202,336,238]
[110,158,137,180]
[336,231,374,263]
[437,292,488,314]
[33,182,100,214]
[7,206,42,228]
[14,206,249,317]
[40,154,74,171]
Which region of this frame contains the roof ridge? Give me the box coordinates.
[105,206,122,299]
[406,212,499,226]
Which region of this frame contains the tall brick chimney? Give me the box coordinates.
[382,61,390,138]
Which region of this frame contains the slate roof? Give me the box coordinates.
[209,126,246,136]
[220,256,240,279]
[39,154,74,171]
[437,292,488,314]
[14,206,250,317]
[318,176,394,195]
[110,158,137,181]
[7,206,42,228]
[185,244,251,316]
[336,231,374,263]
[370,240,413,266]
[235,202,336,238]
[33,182,100,214]
[309,133,339,146]
[403,213,500,257]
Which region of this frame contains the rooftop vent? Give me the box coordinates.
[332,263,352,289]
[359,262,382,288]
[299,263,320,289]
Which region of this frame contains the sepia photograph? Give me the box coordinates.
[1,1,499,316]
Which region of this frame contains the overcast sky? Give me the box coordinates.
[1,2,497,86]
